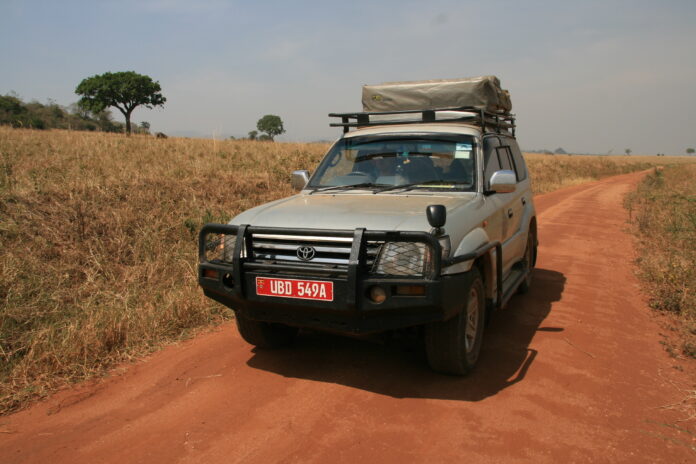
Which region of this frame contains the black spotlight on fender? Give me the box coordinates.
[426,205,446,235]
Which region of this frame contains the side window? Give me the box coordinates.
[507,138,527,181]
[483,136,501,184]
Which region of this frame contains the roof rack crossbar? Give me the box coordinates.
[329,106,515,135]
[328,117,514,129]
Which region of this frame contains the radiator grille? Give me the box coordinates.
[251,233,381,268]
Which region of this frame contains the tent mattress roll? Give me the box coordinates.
[362,76,512,114]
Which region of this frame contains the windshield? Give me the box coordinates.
[308,135,477,193]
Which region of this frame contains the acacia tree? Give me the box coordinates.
[256,114,285,141]
[687,148,695,155]
[75,71,165,135]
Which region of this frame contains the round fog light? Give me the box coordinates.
[369,286,387,304]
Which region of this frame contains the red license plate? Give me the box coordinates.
[255,277,334,302]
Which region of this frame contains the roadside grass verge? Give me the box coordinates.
[625,165,696,358]
[0,128,326,414]
[1,127,693,414]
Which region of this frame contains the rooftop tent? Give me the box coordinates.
[362,76,512,114]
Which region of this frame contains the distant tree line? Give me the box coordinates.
[0,93,150,134]
[529,148,696,156]
[529,147,571,155]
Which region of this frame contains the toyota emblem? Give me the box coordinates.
[296,246,316,261]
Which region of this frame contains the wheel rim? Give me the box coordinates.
[464,286,479,353]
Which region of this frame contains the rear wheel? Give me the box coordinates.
[235,313,298,348]
[425,269,485,375]
[517,229,537,294]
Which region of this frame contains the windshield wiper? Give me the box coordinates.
[373,180,466,194]
[309,182,382,194]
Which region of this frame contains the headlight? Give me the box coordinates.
[222,234,237,262]
[204,233,236,262]
[372,242,433,277]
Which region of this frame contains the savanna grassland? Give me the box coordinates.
[0,128,325,414]
[524,152,692,194]
[626,165,696,358]
[0,127,693,414]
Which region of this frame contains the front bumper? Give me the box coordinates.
[198,224,471,334]
[200,270,470,334]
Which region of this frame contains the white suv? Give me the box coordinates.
[199,107,537,375]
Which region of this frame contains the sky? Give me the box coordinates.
[2,0,695,154]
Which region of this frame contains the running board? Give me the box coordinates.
[498,267,529,309]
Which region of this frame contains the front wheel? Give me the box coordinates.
[235,313,298,348]
[425,269,485,375]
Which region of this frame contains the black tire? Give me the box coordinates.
[235,313,298,348]
[425,268,485,375]
[517,229,537,294]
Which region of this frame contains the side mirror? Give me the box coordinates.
[291,170,310,191]
[426,204,447,234]
[488,170,516,194]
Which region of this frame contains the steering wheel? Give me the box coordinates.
[346,171,370,177]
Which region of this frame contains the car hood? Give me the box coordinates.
[230,193,476,232]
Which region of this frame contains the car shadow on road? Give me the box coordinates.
[246,268,566,401]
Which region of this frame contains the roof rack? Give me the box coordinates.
[329,106,515,137]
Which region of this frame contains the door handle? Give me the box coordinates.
[507,208,513,218]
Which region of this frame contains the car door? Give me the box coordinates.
[490,142,523,273]
[500,137,533,268]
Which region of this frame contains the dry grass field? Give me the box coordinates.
[0,128,325,414]
[524,152,693,194]
[625,165,696,358]
[1,127,693,414]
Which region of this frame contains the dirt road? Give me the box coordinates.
[1,171,694,463]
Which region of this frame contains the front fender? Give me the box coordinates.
[443,227,491,275]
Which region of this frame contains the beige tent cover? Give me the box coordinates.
[362,76,511,114]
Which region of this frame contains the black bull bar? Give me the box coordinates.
[198,224,502,320]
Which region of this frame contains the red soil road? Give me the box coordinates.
[1,171,694,463]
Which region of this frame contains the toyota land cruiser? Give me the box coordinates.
[198,78,537,375]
